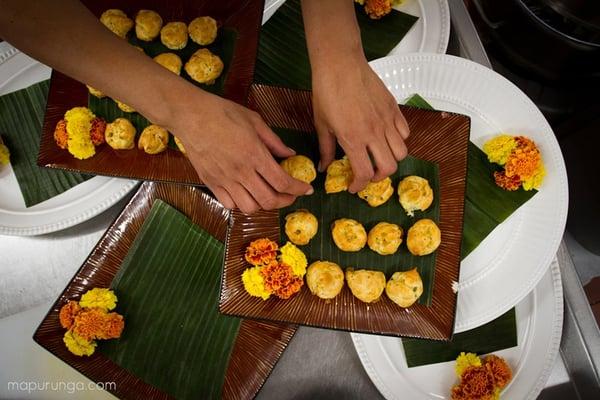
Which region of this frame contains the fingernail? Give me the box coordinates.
[287,147,296,155]
[305,187,314,195]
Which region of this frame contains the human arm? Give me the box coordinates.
[301,0,410,192]
[0,0,312,213]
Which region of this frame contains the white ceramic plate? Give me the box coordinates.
[369,53,568,331]
[0,44,137,236]
[263,0,450,54]
[352,259,563,400]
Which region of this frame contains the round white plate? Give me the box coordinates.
[352,259,563,400]
[0,45,137,236]
[369,54,568,331]
[263,0,450,54]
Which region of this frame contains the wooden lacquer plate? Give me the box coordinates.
[219,84,470,340]
[37,0,264,185]
[34,181,296,400]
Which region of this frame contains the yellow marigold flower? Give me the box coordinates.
[64,107,96,160]
[79,288,117,311]
[522,161,545,191]
[279,241,308,277]
[483,135,517,165]
[242,266,271,300]
[63,329,96,356]
[455,352,481,377]
[0,142,9,165]
[355,0,365,4]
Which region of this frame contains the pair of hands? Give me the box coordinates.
[175,57,409,214]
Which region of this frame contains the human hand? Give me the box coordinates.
[311,55,410,193]
[171,92,313,214]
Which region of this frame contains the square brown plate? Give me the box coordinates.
[33,181,297,400]
[37,0,264,185]
[219,84,470,340]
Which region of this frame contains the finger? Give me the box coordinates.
[210,185,235,209]
[369,140,398,182]
[384,127,409,161]
[255,122,296,158]
[242,172,296,210]
[347,147,375,193]
[394,109,410,140]
[258,158,313,196]
[315,120,336,172]
[227,183,261,214]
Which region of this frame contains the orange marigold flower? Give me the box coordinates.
[261,261,304,299]
[504,136,541,180]
[90,117,106,146]
[494,171,521,191]
[72,308,124,341]
[484,355,512,389]
[59,300,81,329]
[451,365,496,400]
[365,0,392,19]
[53,119,69,150]
[245,238,278,266]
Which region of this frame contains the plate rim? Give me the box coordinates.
[368,53,568,332]
[350,259,564,400]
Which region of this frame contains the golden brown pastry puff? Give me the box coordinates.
[406,219,441,256]
[86,85,104,98]
[325,157,353,194]
[153,53,182,75]
[367,222,403,255]
[346,268,386,303]
[188,16,218,45]
[385,268,423,307]
[398,175,434,216]
[174,136,186,154]
[160,22,188,50]
[138,125,169,155]
[306,261,344,300]
[100,9,133,38]
[184,48,224,85]
[280,155,317,184]
[331,218,367,252]
[285,210,318,246]
[358,177,394,207]
[135,10,163,41]
[115,100,135,113]
[105,118,136,150]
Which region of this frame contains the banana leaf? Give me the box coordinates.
[255,0,419,89]
[276,128,439,306]
[0,80,91,207]
[99,200,240,400]
[402,308,517,367]
[400,95,524,366]
[88,28,237,144]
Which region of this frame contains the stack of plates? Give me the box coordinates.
[349,52,568,400]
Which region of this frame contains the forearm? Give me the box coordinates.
[0,0,207,133]
[301,0,365,73]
